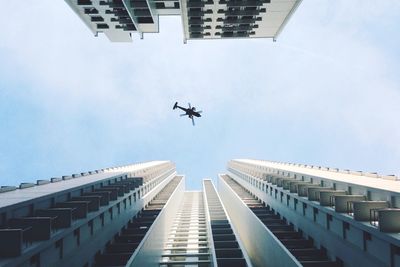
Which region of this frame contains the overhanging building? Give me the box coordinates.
[65,0,302,42]
[1,159,399,267]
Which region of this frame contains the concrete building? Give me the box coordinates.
[1,159,399,267]
[65,0,302,42]
[0,161,251,267]
[220,159,400,267]
[0,161,179,267]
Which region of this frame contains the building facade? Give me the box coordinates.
[0,161,178,267]
[220,159,400,267]
[1,159,399,267]
[65,0,302,42]
[0,161,252,267]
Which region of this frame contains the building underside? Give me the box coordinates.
[64,0,302,42]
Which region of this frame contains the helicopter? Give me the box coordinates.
[173,102,202,126]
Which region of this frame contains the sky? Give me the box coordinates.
[0,1,399,190]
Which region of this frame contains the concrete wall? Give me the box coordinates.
[0,164,176,267]
[218,175,301,267]
[228,168,397,267]
[127,176,185,267]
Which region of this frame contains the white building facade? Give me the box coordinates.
[220,159,400,267]
[65,0,302,42]
[0,161,251,267]
[1,158,397,266]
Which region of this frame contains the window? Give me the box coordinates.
[367,191,372,200]
[97,23,109,29]
[100,213,105,227]
[326,214,332,229]
[109,207,113,220]
[91,16,104,22]
[30,253,40,266]
[155,2,165,8]
[313,207,318,222]
[74,228,81,246]
[84,7,98,14]
[342,222,350,239]
[245,6,257,11]
[1,212,6,227]
[363,231,371,251]
[55,239,63,259]
[138,17,153,24]
[88,220,94,236]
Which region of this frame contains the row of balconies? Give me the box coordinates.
[189,23,258,35]
[94,176,182,267]
[227,167,400,266]
[0,170,105,194]
[215,31,255,37]
[79,1,140,32]
[217,17,262,24]
[187,0,212,8]
[216,24,258,31]
[265,175,400,233]
[187,7,265,21]
[217,8,266,16]
[221,175,341,267]
[190,30,256,38]
[185,0,269,8]
[220,0,269,7]
[204,181,248,267]
[230,160,398,182]
[0,166,175,262]
[0,177,144,258]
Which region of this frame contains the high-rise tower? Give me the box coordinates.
[0,161,251,267]
[0,161,178,267]
[221,159,400,267]
[64,0,302,42]
[1,159,399,267]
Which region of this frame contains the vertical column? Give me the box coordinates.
[203,179,250,267]
[160,192,211,266]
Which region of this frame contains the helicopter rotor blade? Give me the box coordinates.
[188,103,191,109]
[191,117,195,126]
[180,114,188,117]
[197,111,203,113]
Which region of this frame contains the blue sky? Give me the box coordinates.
[0,1,399,190]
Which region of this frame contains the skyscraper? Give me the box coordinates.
[64,0,302,42]
[0,161,251,267]
[0,161,179,267]
[1,159,399,267]
[222,159,400,267]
